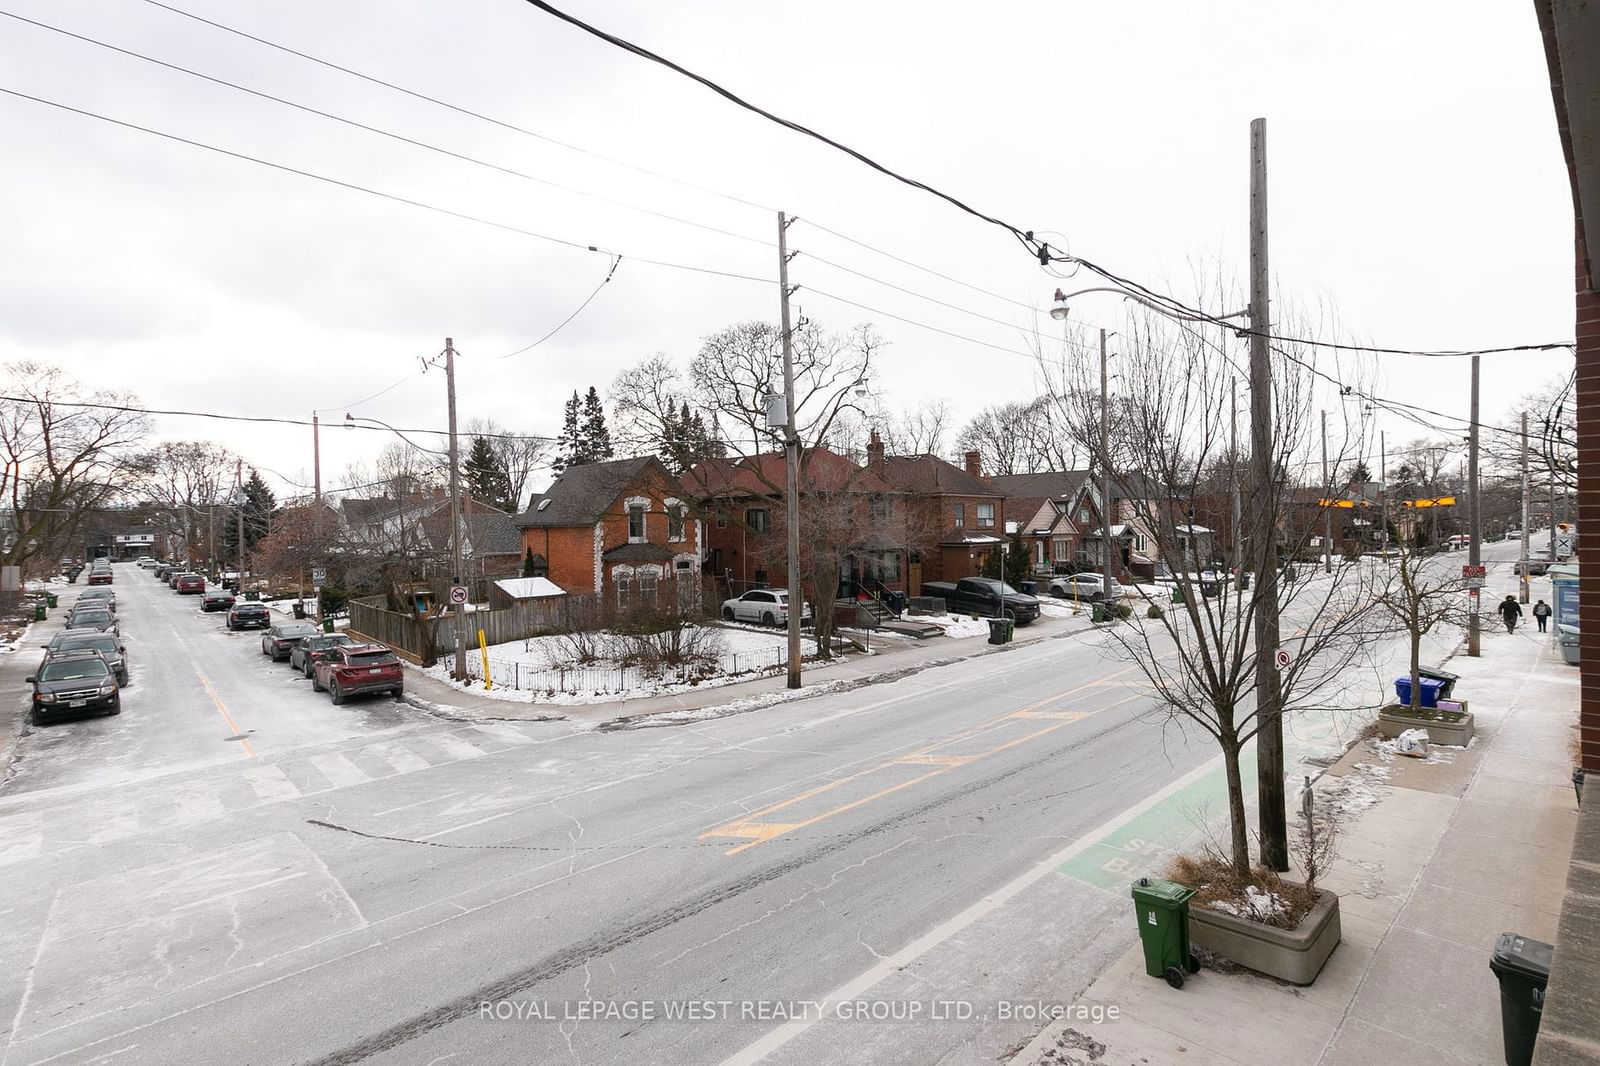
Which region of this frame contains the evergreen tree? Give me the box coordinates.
[659,400,725,474]
[581,386,612,462]
[521,547,540,577]
[1346,459,1373,486]
[1004,534,1031,587]
[464,435,514,512]
[553,391,582,475]
[221,468,276,565]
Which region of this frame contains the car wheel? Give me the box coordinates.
[118,670,128,687]
[107,697,121,716]
[311,675,324,692]
[392,688,404,699]
[303,663,314,679]
[762,611,776,626]
[330,682,345,706]
[722,607,735,621]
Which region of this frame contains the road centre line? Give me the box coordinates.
[193,667,254,758]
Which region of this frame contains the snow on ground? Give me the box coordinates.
[913,613,996,639]
[1209,885,1290,922]
[0,620,35,654]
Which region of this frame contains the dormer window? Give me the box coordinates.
[628,503,647,542]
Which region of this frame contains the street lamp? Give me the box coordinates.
[1050,291,1120,605]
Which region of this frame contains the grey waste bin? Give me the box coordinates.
[1558,624,1580,666]
[986,618,1014,645]
[1489,933,1553,1066]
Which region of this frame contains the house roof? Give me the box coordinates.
[685,447,892,497]
[514,456,666,528]
[603,542,675,563]
[987,470,1092,501]
[878,454,997,497]
[463,512,521,555]
[493,576,566,599]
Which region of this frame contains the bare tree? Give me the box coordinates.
[955,396,1082,475]
[1041,305,1384,877]
[1372,539,1471,711]
[464,417,550,512]
[879,399,952,457]
[0,363,149,574]
[138,440,237,565]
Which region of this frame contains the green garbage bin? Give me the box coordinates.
[245,590,260,601]
[45,592,58,608]
[321,616,334,634]
[1131,877,1199,988]
[33,602,47,621]
[1489,933,1553,1066]
[1171,586,1186,605]
[1092,602,1110,623]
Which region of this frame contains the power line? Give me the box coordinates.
[491,255,622,360]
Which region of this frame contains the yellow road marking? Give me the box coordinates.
[195,666,254,758]
[704,670,1147,854]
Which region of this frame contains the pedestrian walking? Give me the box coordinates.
[1499,595,1523,634]
[1533,599,1552,634]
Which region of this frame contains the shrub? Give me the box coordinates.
[1115,602,1133,619]
[1147,603,1164,619]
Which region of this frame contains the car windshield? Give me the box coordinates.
[281,624,319,637]
[310,636,351,650]
[59,637,117,655]
[40,660,109,682]
[991,581,1020,596]
[348,651,396,666]
[70,610,111,621]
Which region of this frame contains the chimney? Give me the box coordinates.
[964,450,982,477]
[866,429,886,472]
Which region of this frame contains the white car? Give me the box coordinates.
[721,589,811,626]
[1048,573,1123,601]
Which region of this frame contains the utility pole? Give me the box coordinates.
[445,338,467,682]
[235,459,246,593]
[1100,327,1113,603]
[1549,471,1559,563]
[1520,410,1531,603]
[1247,117,1287,872]
[1231,378,1242,578]
[1467,355,1481,657]
[1380,431,1388,552]
[778,212,803,689]
[1320,409,1332,574]
[313,413,323,524]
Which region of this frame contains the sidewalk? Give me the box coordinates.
[0,581,84,783]
[1016,618,1581,1065]
[397,607,1098,726]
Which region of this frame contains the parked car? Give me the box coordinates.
[175,573,205,595]
[720,589,812,626]
[87,569,113,586]
[1048,572,1123,602]
[1515,557,1554,576]
[76,587,117,611]
[201,589,237,612]
[26,650,121,722]
[226,603,272,631]
[64,607,118,634]
[168,569,194,589]
[312,643,404,704]
[921,577,1042,624]
[290,633,355,677]
[154,563,174,579]
[42,632,128,686]
[262,622,321,661]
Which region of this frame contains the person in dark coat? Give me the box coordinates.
[1498,595,1523,634]
[1533,599,1552,633]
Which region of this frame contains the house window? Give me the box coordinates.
[870,496,889,521]
[1034,541,1046,566]
[746,508,770,534]
[1135,533,1149,554]
[1078,508,1090,524]
[639,569,658,606]
[668,504,686,542]
[616,573,632,607]
[628,503,647,542]
[953,503,965,528]
[1053,539,1071,562]
[977,503,995,528]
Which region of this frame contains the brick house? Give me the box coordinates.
[877,448,1007,589]
[988,470,1094,574]
[513,456,701,607]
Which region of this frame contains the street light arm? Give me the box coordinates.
[1052,286,1250,327]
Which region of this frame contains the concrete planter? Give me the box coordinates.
[1188,887,1341,985]
[1377,703,1474,746]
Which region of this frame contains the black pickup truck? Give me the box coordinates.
[921,577,1041,625]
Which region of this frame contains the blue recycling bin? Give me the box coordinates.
[1394,676,1445,709]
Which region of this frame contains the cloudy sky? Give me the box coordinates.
[0,0,1575,502]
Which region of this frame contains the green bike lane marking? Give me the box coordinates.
[1059,703,1359,892]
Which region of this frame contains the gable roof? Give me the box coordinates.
[685,447,893,497]
[514,456,672,528]
[986,470,1092,501]
[878,454,998,497]
[463,512,521,555]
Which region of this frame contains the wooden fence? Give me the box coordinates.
[348,593,597,662]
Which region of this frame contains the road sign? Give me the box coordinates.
[448,584,468,605]
[1462,565,1486,579]
[1273,648,1291,669]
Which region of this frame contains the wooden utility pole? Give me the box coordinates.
[445,338,467,681]
[778,212,803,689]
[1231,378,1242,576]
[1321,409,1332,574]
[1467,355,1481,656]
[1247,117,1288,872]
[1100,328,1113,602]
[1520,410,1531,603]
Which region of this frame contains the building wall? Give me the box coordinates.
[1576,241,1600,773]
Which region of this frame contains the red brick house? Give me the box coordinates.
[877,449,1008,589]
[988,470,1095,574]
[513,456,701,607]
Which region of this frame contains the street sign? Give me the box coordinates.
[448,584,468,605]
[1273,648,1291,669]
[1462,565,1486,579]
[1465,577,1486,589]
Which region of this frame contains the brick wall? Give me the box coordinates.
[521,526,599,595]
[1576,239,1600,773]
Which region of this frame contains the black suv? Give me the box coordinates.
[26,650,121,722]
[227,603,271,631]
[43,632,128,686]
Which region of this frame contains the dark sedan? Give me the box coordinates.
[76,587,117,612]
[201,589,236,612]
[43,632,128,686]
[26,651,120,723]
[262,622,321,661]
[64,607,118,634]
[226,603,271,631]
[289,633,355,677]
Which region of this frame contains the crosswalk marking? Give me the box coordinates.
[168,780,228,824]
[363,741,431,775]
[471,723,534,745]
[242,764,302,804]
[0,811,43,866]
[309,753,371,789]
[431,733,487,762]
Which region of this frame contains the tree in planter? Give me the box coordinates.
[1373,537,1471,712]
[1042,303,1384,877]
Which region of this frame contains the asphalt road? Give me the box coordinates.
[0,543,1538,1065]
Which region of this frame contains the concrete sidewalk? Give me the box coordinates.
[398,606,1099,726]
[1016,617,1581,1065]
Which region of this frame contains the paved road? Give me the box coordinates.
[0,542,1540,1065]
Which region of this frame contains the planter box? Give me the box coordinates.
[1377,703,1474,746]
[1188,887,1341,985]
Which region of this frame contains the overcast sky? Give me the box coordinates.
[0,0,1576,503]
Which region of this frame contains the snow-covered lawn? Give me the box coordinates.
[913,613,996,639]
[418,623,840,705]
